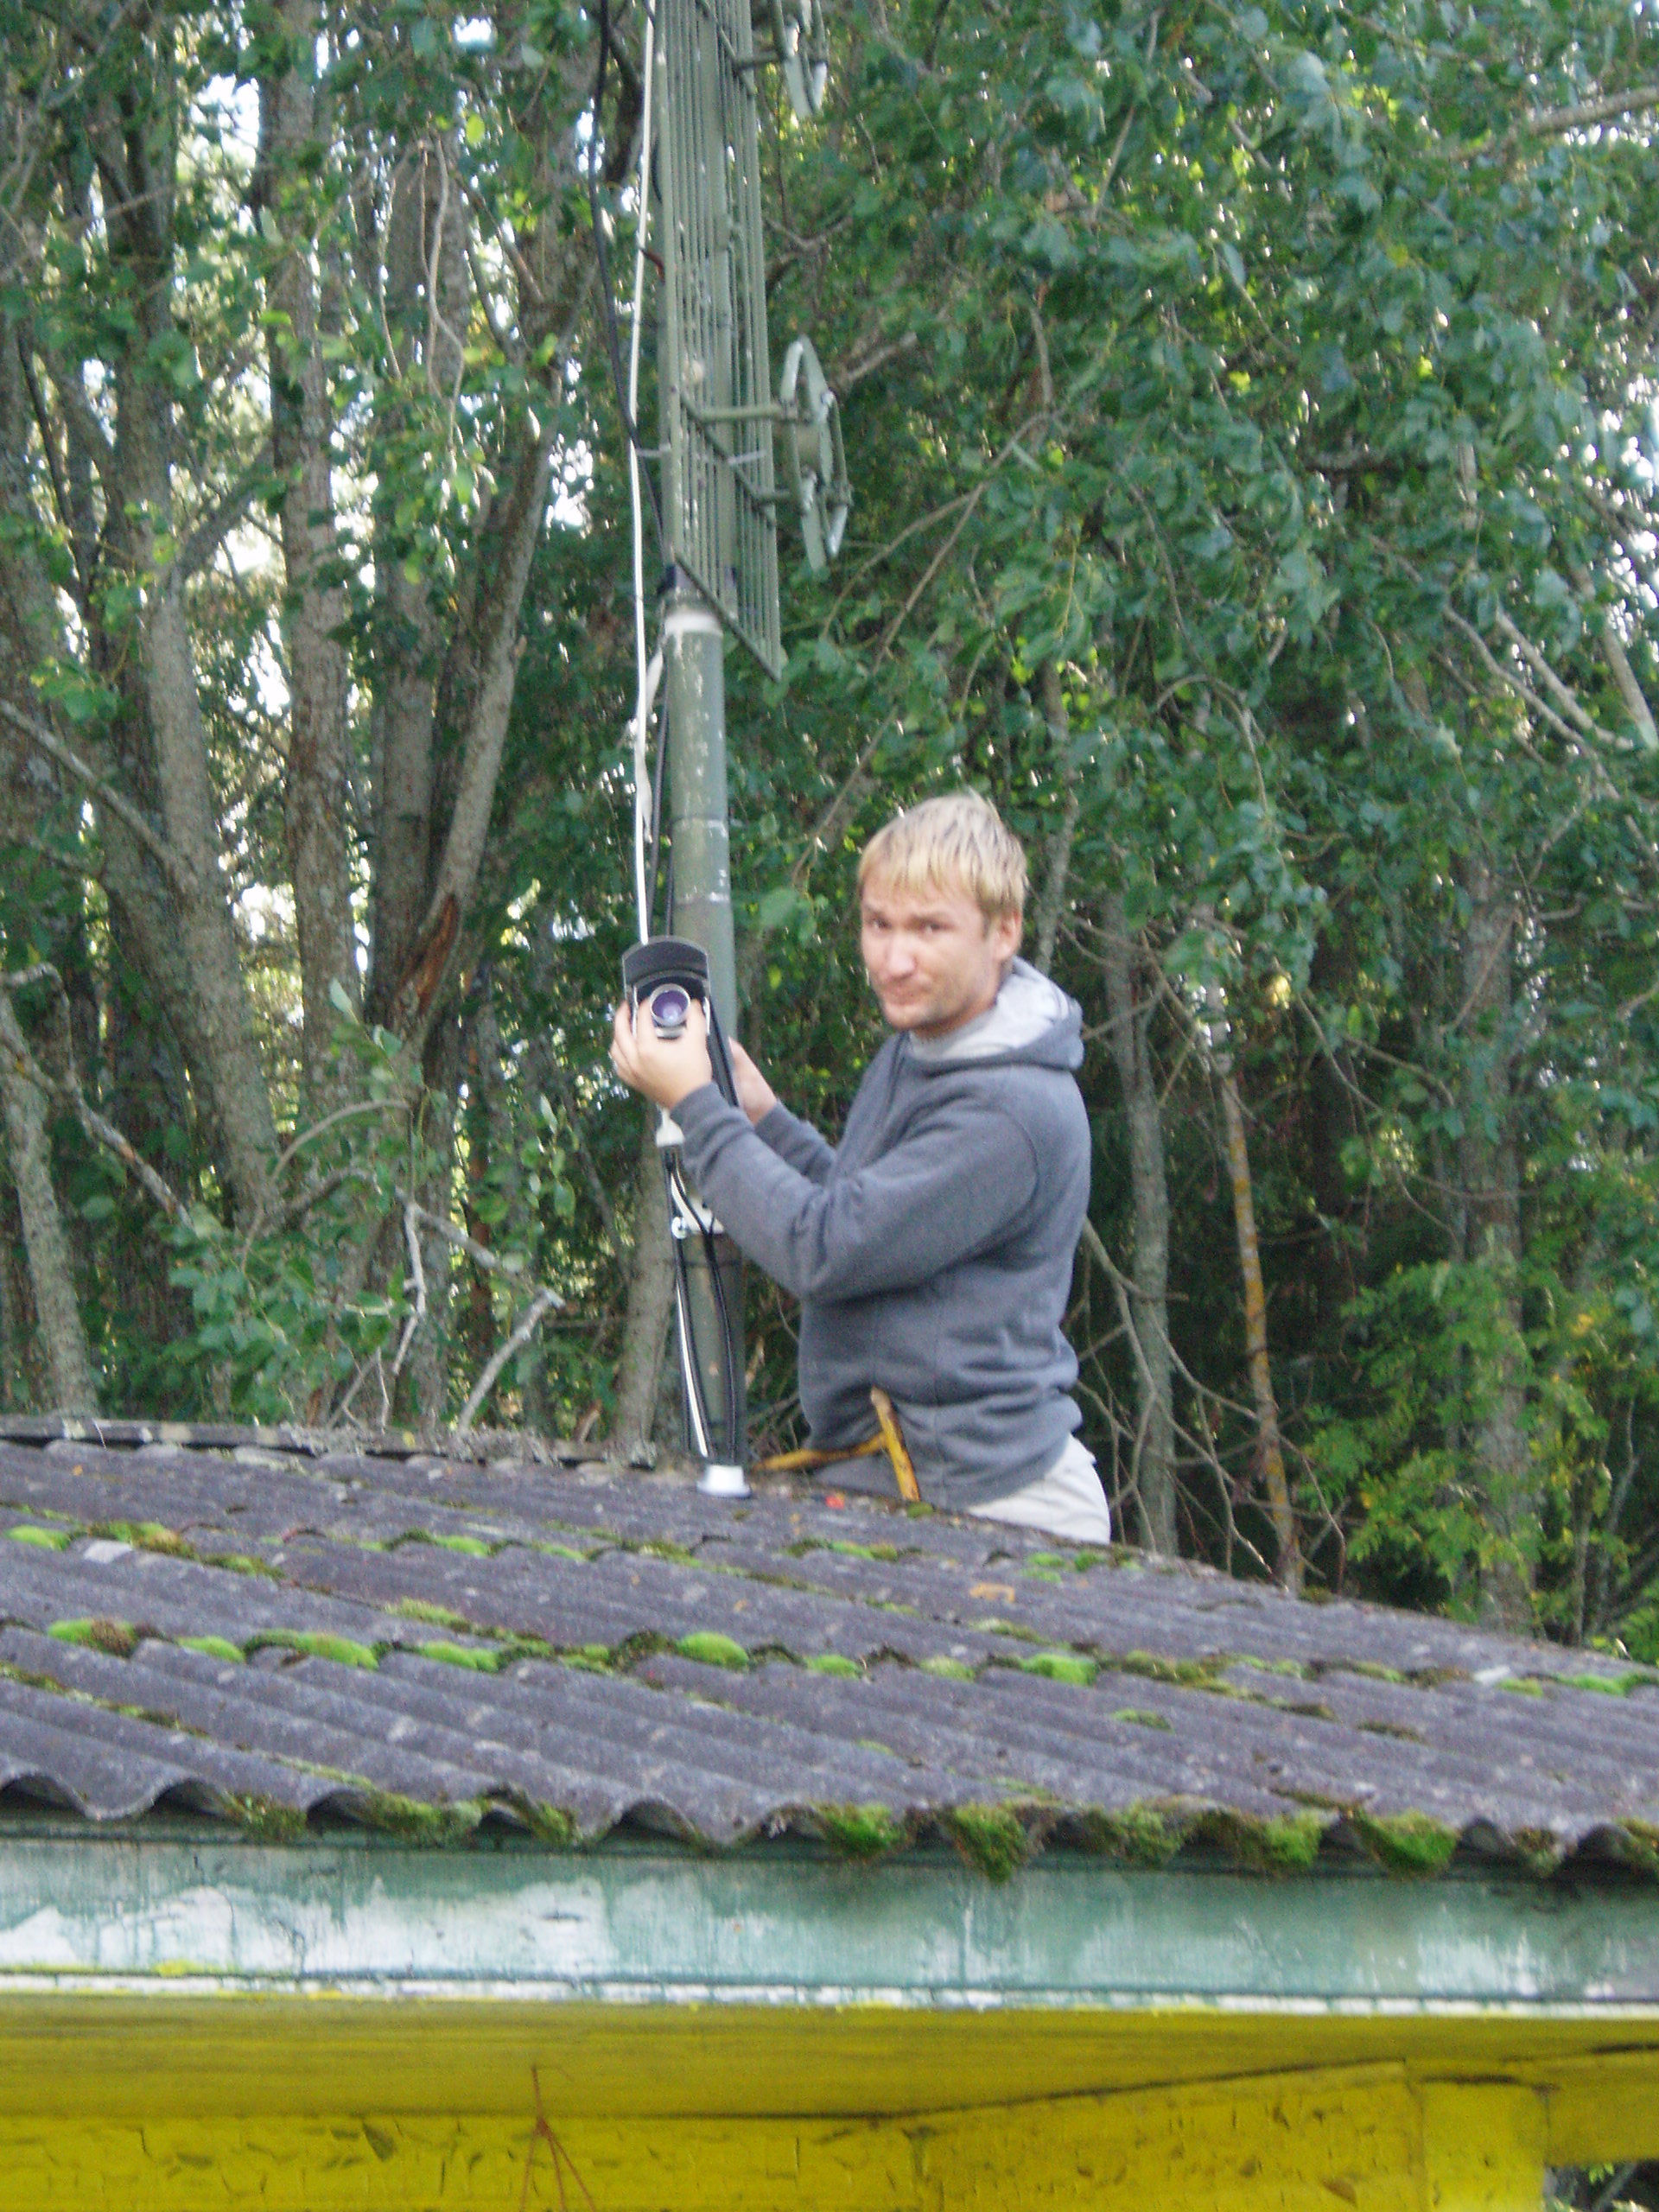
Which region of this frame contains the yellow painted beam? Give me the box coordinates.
[1537,2049,1659,2165]
[0,2062,1580,2212]
[2,1999,1656,2207]
[0,2072,1427,2212]
[1420,2084,1547,2212]
[1,1996,1657,2125]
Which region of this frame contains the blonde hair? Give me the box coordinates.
[857,791,1027,925]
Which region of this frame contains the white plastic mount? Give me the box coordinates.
[697,1460,752,1499]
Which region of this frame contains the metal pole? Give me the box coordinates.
[663,593,745,1465]
[657,12,746,1469]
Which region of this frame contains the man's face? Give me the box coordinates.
[860,877,1022,1039]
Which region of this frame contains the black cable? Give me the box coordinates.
[647,683,668,934]
[700,1208,741,1462]
[704,992,739,1111]
[703,1002,743,1459]
[588,0,664,547]
[700,1000,743,1462]
[664,1156,739,1463]
[655,995,743,1465]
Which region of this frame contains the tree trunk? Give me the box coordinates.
[93,134,278,1226]
[1195,924,1303,1590]
[104,938,194,1361]
[1101,894,1178,1554]
[0,1176,48,1410]
[403,1009,463,1429]
[1457,844,1532,1631]
[0,991,98,1411]
[1215,1077,1300,1586]
[611,1118,677,1455]
[365,140,593,1057]
[1031,662,1080,977]
[365,147,451,1029]
[257,10,359,1107]
[1213,1066,1301,1588]
[119,613,278,1225]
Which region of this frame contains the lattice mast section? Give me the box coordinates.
[658,0,782,678]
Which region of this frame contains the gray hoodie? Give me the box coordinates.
[674,959,1091,1510]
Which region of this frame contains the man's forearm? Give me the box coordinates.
[753,1102,836,1185]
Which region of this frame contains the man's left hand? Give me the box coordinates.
[611,996,715,1111]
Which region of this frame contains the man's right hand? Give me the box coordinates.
[728,1038,779,1127]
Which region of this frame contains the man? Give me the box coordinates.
[611,791,1110,1543]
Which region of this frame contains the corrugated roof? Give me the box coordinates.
[0,1418,1655,1879]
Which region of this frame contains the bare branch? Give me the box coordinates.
[400,1193,537,1282]
[456,1287,559,1432]
[17,340,79,580]
[272,1098,406,1185]
[175,458,270,581]
[391,1188,565,1429]
[36,346,113,474]
[0,702,197,893]
[1446,608,1619,773]
[0,963,185,1218]
[389,1200,428,1389]
[872,410,1054,668]
[1491,608,1605,741]
[1567,562,1659,751]
[1524,83,1659,137]
[825,328,918,394]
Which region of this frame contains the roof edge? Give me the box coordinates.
[2,1824,1657,2012]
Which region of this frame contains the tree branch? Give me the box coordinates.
[0,963,184,1219]
[0,702,197,893]
[456,1286,559,1432]
[1524,83,1659,137]
[175,456,270,581]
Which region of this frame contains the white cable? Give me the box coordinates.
[627,0,658,944]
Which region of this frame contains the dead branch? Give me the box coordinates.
[456,1286,560,1432]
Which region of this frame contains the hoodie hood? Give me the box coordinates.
[906,957,1084,1072]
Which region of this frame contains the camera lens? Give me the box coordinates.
[647,983,691,1038]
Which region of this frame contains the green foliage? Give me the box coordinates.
[160,1013,441,1423]
[1302,1262,1534,1611]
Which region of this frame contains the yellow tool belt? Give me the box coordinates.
[753,1386,919,1503]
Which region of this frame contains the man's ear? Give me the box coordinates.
[990,910,1022,964]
